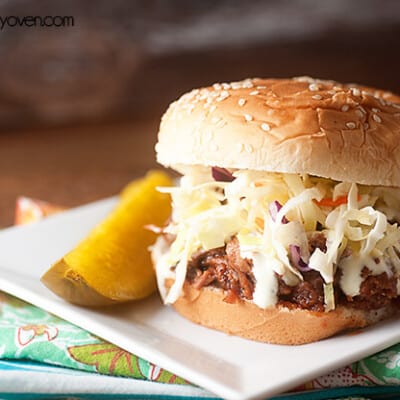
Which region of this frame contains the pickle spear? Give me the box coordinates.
[41,170,172,306]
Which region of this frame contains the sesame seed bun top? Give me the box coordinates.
[155,77,400,187]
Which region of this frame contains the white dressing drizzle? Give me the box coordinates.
[240,250,279,308]
[339,255,392,297]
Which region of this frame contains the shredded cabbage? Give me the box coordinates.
[323,282,335,311]
[157,169,400,307]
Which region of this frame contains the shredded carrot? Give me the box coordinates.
[315,195,349,207]
[315,194,360,207]
[255,217,264,231]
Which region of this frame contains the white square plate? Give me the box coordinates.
[0,198,398,400]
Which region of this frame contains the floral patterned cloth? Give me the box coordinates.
[0,289,399,399]
[0,290,186,384]
[0,197,398,399]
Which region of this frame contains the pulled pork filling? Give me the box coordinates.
[187,238,255,303]
[186,237,399,312]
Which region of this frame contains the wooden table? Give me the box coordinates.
[0,120,160,227]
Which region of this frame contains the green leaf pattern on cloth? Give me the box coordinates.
[0,291,185,383]
[68,343,187,384]
[356,344,400,385]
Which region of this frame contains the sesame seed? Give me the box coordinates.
[364,122,369,130]
[379,98,387,106]
[309,83,319,91]
[373,114,382,123]
[351,88,361,96]
[355,110,364,118]
[238,98,246,107]
[209,105,216,113]
[243,80,254,88]
[245,144,254,153]
[346,122,356,129]
[261,122,271,132]
[362,90,373,97]
[372,107,381,113]
[358,105,367,114]
[221,83,231,90]
[213,83,222,90]
[216,91,230,102]
[211,116,221,124]
[231,82,242,90]
[244,113,253,122]
[250,90,259,96]
[392,103,400,110]
[341,105,350,112]
[312,94,322,100]
[295,76,313,83]
[256,85,266,89]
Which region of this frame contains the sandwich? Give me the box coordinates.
[151,77,400,344]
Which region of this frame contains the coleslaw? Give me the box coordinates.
[155,168,400,311]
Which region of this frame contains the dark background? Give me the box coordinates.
[1,0,400,225]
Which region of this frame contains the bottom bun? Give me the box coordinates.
[172,283,398,345]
